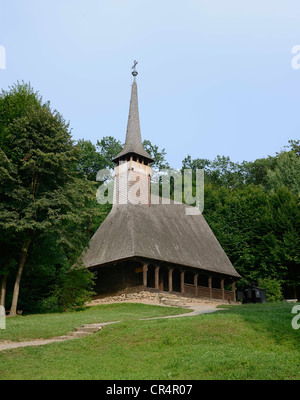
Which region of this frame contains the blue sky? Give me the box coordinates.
[1,0,300,168]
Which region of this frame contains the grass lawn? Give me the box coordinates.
[0,302,190,341]
[0,302,299,380]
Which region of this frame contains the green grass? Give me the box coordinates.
[0,303,190,342]
[0,302,299,380]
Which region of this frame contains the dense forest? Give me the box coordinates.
[0,83,299,314]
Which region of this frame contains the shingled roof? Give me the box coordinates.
[83,200,241,279]
[112,81,154,163]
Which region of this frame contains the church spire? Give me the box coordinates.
[112,62,154,164]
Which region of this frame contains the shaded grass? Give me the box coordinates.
[219,302,300,349]
[0,302,299,380]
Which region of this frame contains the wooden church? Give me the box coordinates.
[83,63,241,302]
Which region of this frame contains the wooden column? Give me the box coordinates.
[194,274,199,297]
[155,266,160,290]
[232,281,236,301]
[143,264,148,287]
[181,271,185,294]
[208,276,212,299]
[168,268,173,292]
[221,278,225,300]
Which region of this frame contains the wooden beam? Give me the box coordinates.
[168,268,173,292]
[143,264,148,287]
[221,278,225,300]
[232,281,236,301]
[155,266,160,290]
[194,274,199,297]
[208,276,212,299]
[181,271,185,294]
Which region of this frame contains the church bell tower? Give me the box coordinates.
[112,61,154,205]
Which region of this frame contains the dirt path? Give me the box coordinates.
[0,301,222,352]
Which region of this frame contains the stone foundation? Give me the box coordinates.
[87,289,236,307]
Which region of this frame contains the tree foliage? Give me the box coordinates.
[184,144,300,299]
[41,264,95,312]
[257,277,283,302]
[0,83,99,314]
[266,150,300,195]
[142,140,170,170]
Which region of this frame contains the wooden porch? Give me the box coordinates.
[142,263,237,302]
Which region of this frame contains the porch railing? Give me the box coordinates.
[184,283,235,301]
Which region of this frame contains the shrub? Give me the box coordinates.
[257,277,283,302]
[42,265,96,312]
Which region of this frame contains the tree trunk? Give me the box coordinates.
[8,239,30,317]
[0,275,7,307]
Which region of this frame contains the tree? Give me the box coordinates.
[0,83,99,316]
[266,150,300,195]
[76,139,104,181]
[285,139,300,156]
[183,148,300,297]
[182,154,245,188]
[242,156,276,186]
[142,140,170,170]
[42,264,95,312]
[257,277,283,302]
[96,136,123,170]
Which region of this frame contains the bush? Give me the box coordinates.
[257,277,283,302]
[42,265,96,312]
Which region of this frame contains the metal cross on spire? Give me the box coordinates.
[132,60,138,81]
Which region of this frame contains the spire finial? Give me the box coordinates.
[132,60,138,81]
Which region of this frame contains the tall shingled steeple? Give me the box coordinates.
[113,62,153,206]
[112,61,154,164]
